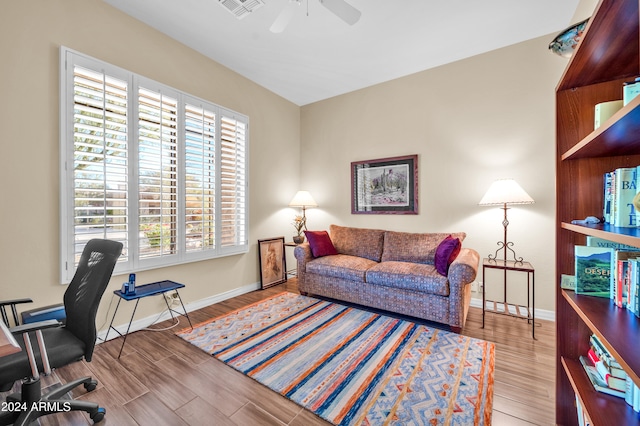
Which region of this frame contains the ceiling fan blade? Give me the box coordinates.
[319,0,361,25]
[270,2,297,33]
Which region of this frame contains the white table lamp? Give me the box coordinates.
[289,190,318,230]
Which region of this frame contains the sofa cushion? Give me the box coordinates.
[435,235,462,276]
[366,261,450,296]
[306,254,379,282]
[329,224,385,262]
[304,230,338,258]
[380,231,466,265]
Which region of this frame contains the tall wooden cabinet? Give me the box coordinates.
[556,0,640,425]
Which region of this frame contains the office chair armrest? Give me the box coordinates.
[9,319,62,378]
[0,298,33,306]
[10,319,62,335]
[0,298,33,327]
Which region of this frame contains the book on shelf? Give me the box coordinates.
[594,100,623,129]
[586,236,639,251]
[613,251,640,307]
[575,394,592,426]
[594,359,627,391]
[612,254,640,316]
[587,347,600,366]
[579,355,626,398]
[613,167,638,228]
[588,347,628,391]
[628,376,640,413]
[602,167,640,227]
[603,171,613,224]
[561,274,576,290]
[575,246,613,298]
[628,258,640,315]
[623,77,640,106]
[625,376,634,407]
[609,170,617,225]
[590,334,623,371]
[585,333,640,412]
[615,257,627,306]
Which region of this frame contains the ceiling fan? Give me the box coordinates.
[270,0,361,33]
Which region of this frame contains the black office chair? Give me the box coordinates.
[0,239,123,426]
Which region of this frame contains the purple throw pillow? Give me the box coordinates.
[434,235,461,276]
[304,230,338,258]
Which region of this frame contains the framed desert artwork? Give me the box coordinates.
[258,237,287,289]
[351,154,418,214]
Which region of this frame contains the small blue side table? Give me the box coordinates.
[105,280,193,358]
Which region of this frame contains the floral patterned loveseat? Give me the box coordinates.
[294,224,480,332]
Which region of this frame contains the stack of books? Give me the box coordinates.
[580,334,640,411]
[574,237,640,315]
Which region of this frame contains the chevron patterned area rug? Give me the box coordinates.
[176,292,494,425]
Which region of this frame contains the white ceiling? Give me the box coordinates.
[103,0,580,106]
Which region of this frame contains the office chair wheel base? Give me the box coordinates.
[90,407,105,423]
[84,380,98,392]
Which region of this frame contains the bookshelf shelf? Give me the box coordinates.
[563,290,640,387]
[561,96,640,161]
[562,357,638,425]
[561,222,640,248]
[556,0,640,424]
[557,0,638,92]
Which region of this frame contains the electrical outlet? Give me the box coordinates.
[164,291,180,307]
[471,281,478,292]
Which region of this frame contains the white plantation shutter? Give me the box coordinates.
[138,88,178,259]
[220,113,247,249]
[184,103,216,253]
[71,65,129,265]
[60,48,248,282]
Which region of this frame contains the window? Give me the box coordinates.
[59,48,249,282]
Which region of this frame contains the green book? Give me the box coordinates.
[575,246,613,297]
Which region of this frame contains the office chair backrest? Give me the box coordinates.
[63,239,123,362]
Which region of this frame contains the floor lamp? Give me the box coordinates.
[479,179,534,263]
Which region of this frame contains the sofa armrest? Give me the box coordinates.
[448,248,480,286]
[447,248,480,330]
[294,243,313,284]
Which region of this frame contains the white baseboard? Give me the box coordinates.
[97,282,260,343]
[96,285,554,344]
[470,296,555,322]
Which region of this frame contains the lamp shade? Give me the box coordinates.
[289,191,318,208]
[479,179,534,206]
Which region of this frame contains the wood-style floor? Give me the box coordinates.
[5,279,556,425]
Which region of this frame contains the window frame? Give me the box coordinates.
[59,47,249,283]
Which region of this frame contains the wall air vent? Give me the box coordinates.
[218,0,265,19]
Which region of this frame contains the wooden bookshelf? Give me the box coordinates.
[556,0,640,424]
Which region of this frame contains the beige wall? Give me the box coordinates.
[1,0,590,327]
[0,0,300,328]
[300,34,571,312]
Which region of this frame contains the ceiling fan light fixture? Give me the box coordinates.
[270,0,361,33]
[218,0,265,20]
[320,0,361,26]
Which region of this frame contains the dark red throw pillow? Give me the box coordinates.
[434,235,461,276]
[304,230,338,258]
